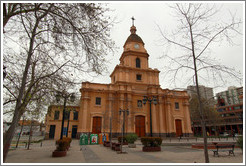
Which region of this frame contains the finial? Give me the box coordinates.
[131,16,135,26]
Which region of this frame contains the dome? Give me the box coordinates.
[124,26,145,46]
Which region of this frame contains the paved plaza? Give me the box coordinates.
[5,138,243,164]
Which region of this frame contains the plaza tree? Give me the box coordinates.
[189,94,224,136]
[3,3,115,162]
[158,3,242,163]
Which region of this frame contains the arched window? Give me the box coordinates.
[136,58,141,68]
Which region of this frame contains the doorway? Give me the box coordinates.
[72,125,78,138]
[92,117,102,135]
[175,119,182,137]
[135,115,145,137]
[49,125,56,139]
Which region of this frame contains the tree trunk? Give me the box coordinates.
[3,5,53,161]
[16,116,25,148]
[189,21,210,163]
[3,110,22,162]
[27,119,33,150]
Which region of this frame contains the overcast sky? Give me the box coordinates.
[88,2,244,95]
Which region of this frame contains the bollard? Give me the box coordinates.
[40,141,42,147]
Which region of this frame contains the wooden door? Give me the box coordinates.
[135,116,145,137]
[175,119,182,137]
[92,117,102,135]
[49,125,56,139]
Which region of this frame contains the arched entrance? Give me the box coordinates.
[92,116,102,135]
[135,115,145,137]
[175,119,182,137]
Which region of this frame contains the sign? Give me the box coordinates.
[90,134,98,145]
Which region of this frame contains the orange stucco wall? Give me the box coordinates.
[45,25,193,139]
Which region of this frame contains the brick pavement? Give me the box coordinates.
[4,139,243,164]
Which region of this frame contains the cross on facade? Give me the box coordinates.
[131,16,135,26]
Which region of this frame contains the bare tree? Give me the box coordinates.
[3,3,115,162]
[157,3,242,163]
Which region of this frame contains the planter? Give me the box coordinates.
[115,143,121,151]
[52,150,67,157]
[118,142,128,145]
[142,146,161,152]
[111,143,116,150]
[128,143,136,148]
[104,141,111,147]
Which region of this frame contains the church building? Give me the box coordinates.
[45,23,193,140]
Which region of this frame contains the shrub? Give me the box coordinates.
[237,136,243,150]
[126,134,138,144]
[118,136,127,143]
[55,139,69,151]
[62,137,72,145]
[141,137,162,147]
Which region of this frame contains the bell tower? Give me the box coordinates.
[120,17,149,69]
[110,18,160,86]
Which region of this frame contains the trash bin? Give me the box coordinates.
[99,133,103,144]
[80,133,88,145]
[90,134,98,145]
[102,133,109,143]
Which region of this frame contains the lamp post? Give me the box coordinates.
[142,96,157,137]
[119,108,129,153]
[66,109,76,137]
[55,91,75,139]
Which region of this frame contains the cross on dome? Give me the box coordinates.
[131,16,135,26]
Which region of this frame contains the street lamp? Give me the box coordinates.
[119,108,129,153]
[142,95,158,137]
[55,91,75,139]
[119,108,129,138]
[66,108,76,137]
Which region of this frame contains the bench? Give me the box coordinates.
[10,143,27,149]
[212,144,235,157]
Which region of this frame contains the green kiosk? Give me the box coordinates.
[90,134,98,145]
[80,134,88,150]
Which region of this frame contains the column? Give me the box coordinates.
[165,100,172,134]
[159,101,165,136]
[184,102,192,134]
[78,93,89,133]
[118,93,124,133]
[108,93,113,133]
[152,101,158,135]
[127,93,133,133]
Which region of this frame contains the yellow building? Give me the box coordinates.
[45,24,193,140]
